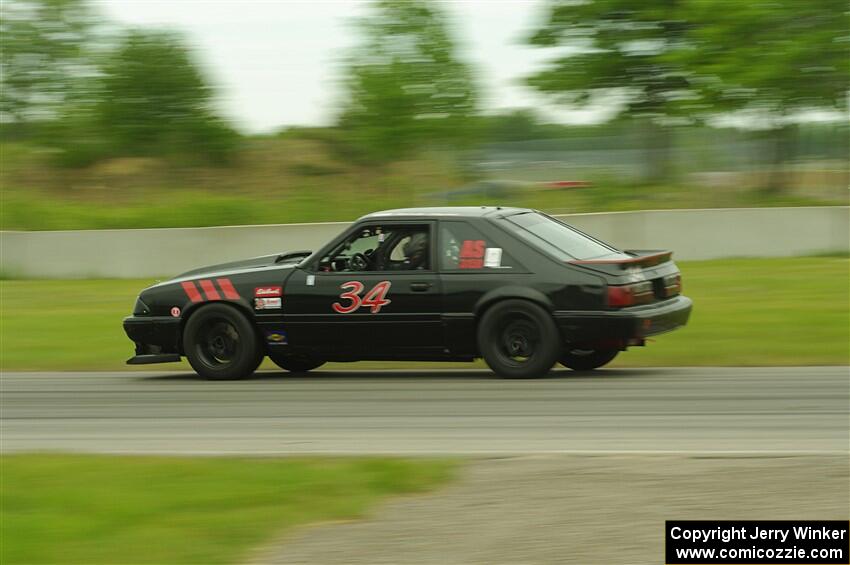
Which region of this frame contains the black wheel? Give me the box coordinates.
[269,354,325,373]
[477,299,561,379]
[183,303,263,380]
[559,348,619,371]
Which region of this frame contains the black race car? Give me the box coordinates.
[124,207,692,379]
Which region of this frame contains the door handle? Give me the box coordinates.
[410,282,432,292]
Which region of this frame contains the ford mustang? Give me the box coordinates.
[124,207,692,379]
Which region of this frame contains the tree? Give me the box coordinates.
[0,0,96,130]
[527,0,694,181]
[95,29,237,163]
[677,0,850,191]
[338,0,477,164]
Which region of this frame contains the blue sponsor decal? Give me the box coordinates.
[265,329,288,345]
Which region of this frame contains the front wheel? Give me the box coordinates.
[269,354,325,373]
[183,304,263,380]
[559,349,619,371]
[477,299,561,379]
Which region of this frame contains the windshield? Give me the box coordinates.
[503,212,625,261]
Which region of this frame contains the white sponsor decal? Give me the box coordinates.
[625,267,646,282]
[254,297,282,310]
[484,247,502,268]
[306,274,315,286]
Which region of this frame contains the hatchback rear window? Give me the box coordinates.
[502,212,625,261]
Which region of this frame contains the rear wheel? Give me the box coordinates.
[269,354,325,373]
[184,304,263,380]
[559,348,619,371]
[477,299,560,379]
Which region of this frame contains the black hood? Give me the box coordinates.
[173,250,312,280]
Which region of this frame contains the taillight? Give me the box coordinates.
[607,281,654,307]
[663,273,681,297]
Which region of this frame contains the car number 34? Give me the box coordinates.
[332,280,392,314]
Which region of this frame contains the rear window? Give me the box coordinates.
[502,212,625,261]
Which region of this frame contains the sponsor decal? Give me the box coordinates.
[255,297,282,310]
[332,280,392,314]
[265,330,288,345]
[484,247,502,268]
[170,306,181,317]
[459,239,485,269]
[625,266,647,283]
[306,274,315,286]
[181,278,240,302]
[255,286,283,297]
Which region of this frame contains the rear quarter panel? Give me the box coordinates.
[440,217,607,355]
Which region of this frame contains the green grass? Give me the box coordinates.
[0,454,456,565]
[2,137,845,231]
[613,256,849,366]
[0,257,847,370]
[2,184,844,231]
[0,187,419,231]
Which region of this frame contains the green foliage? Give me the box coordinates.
[338,0,477,164]
[1,454,456,564]
[1,2,237,165]
[528,0,692,120]
[0,0,96,126]
[96,29,238,164]
[672,0,850,191]
[525,0,850,184]
[527,0,694,180]
[679,0,850,117]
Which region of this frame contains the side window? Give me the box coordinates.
[318,225,390,272]
[390,236,411,261]
[317,224,431,272]
[382,228,430,271]
[440,222,517,271]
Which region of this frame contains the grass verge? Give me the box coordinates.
[0,454,456,565]
[0,257,847,370]
[2,185,844,231]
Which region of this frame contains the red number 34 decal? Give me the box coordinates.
[332,280,392,314]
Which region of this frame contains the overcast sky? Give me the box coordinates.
[96,0,614,134]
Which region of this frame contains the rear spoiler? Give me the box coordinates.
[568,250,672,270]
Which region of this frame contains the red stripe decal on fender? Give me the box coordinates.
[217,278,240,300]
[199,279,221,300]
[181,281,203,303]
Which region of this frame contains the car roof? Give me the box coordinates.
[359,206,532,221]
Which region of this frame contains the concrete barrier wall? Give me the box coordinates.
[1,207,847,278]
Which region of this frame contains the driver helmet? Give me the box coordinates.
[404,232,429,268]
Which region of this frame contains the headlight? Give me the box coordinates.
[133,296,150,315]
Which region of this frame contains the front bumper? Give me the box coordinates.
[123,315,182,363]
[555,295,693,346]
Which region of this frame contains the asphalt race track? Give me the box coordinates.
[1,367,847,454]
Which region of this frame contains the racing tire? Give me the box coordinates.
[184,303,263,380]
[477,299,561,379]
[559,349,619,371]
[269,354,325,373]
